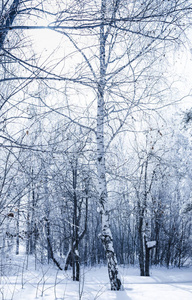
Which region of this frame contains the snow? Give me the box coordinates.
[1,256,192,300]
[146,241,156,249]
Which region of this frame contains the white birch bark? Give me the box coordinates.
[97,92,122,290]
[96,0,122,291]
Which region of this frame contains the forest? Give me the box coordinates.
[0,1,192,299]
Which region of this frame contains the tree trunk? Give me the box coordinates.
[72,164,79,281]
[99,210,122,290]
[97,63,122,288]
[144,237,150,277]
[64,162,83,281]
[96,0,122,290]
[138,218,145,276]
[97,102,122,289]
[16,198,20,255]
[46,220,52,264]
[0,0,21,50]
[26,174,37,256]
[46,231,63,270]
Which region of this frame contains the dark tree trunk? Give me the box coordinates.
[138,229,145,276]
[46,232,63,270]
[46,220,52,264]
[144,237,150,277]
[0,0,21,49]
[65,163,89,281]
[138,210,145,276]
[16,198,20,255]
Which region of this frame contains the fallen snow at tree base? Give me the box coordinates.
[1,259,192,300]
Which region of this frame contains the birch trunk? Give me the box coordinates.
[96,0,121,290]
[97,110,121,289]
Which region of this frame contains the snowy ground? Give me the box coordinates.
[1,256,192,300]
